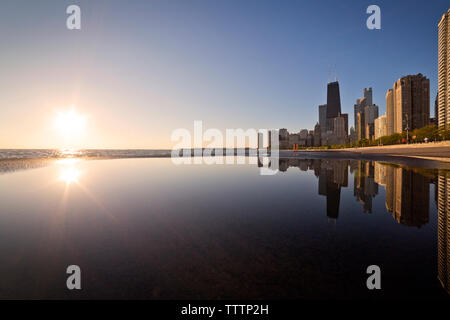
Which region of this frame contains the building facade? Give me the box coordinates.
[277,128,317,148]
[386,89,395,135]
[326,81,342,123]
[316,80,348,146]
[374,114,387,139]
[364,104,379,140]
[333,114,347,145]
[354,88,379,141]
[314,123,321,147]
[438,9,450,129]
[354,97,367,132]
[319,104,327,135]
[391,74,430,133]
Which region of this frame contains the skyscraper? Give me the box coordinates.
[314,122,321,147]
[326,81,342,130]
[364,104,379,140]
[318,79,347,145]
[434,93,439,125]
[392,74,430,133]
[319,104,327,135]
[355,98,366,140]
[438,9,450,129]
[374,114,387,139]
[364,87,373,106]
[354,97,366,130]
[354,88,379,141]
[386,89,395,135]
[334,114,347,143]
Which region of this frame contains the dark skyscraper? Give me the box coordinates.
[319,104,327,134]
[326,81,342,119]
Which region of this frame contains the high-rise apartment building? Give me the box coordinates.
[386,89,395,135]
[354,97,367,130]
[374,114,387,139]
[357,112,365,141]
[438,9,450,128]
[390,74,430,133]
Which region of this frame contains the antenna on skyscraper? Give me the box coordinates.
[335,64,337,82]
[328,65,331,83]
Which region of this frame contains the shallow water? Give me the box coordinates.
[0,156,448,299]
[0,149,173,160]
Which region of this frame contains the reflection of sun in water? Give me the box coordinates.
[58,159,81,185]
[60,149,82,157]
[59,166,81,185]
[54,159,117,222]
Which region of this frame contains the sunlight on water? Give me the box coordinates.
[57,159,81,185]
[60,148,82,157]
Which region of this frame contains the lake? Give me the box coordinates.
[0,156,448,299]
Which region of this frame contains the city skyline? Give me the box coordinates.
[0,1,448,149]
[1,1,449,302]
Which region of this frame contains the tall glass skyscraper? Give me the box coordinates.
[326,81,342,119]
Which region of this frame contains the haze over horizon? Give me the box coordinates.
[0,0,447,149]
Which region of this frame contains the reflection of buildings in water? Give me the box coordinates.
[375,163,429,227]
[354,161,378,213]
[437,170,450,294]
[278,158,348,219]
[318,160,348,219]
[275,159,432,227]
[393,168,429,227]
[278,158,314,173]
[269,158,448,294]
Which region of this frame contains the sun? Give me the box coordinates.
[53,108,87,138]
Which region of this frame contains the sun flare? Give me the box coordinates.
[53,108,86,138]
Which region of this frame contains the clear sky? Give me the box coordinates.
[0,0,448,149]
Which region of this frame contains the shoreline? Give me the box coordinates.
[2,141,450,171]
[276,140,450,166]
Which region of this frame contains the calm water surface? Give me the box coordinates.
[0,156,448,299]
